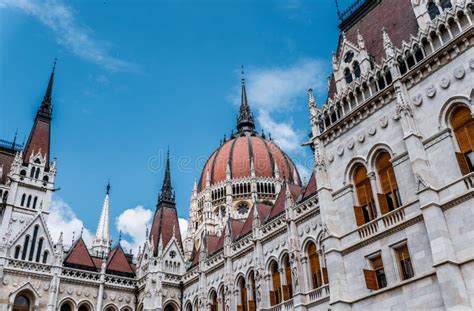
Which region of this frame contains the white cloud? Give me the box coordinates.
[232,59,326,152]
[296,163,312,185]
[47,196,93,247]
[116,206,189,255]
[116,206,152,254]
[178,217,188,240]
[0,0,135,72]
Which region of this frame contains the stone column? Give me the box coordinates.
[368,171,382,217]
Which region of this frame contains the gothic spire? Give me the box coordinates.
[158,149,175,205]
[39,58,56,119]
[236,66,256,133]
[91,181,112,257]
[23,59,56,166]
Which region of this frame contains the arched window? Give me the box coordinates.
[21,194,26,206]
[307,242,322,289]
[451,107,474,174]
[440,0,452,9]
[32,197,38,209]
[30,167,35,178]
[249,272,257,309]
[35,238,44,262]
[164,306,174,311]
[13,294,30,311]
[428,1,440,19]
[282,255,293,300]
[237,277,248,311]
[398,56,407,75]
[14,245,21,259]
[106,307,117,311]
[269,261,282,305]
[210,291,218,311]
[353,61,361,78]
[344,68,353,84]
[78,304,90,311]
[28,225,39,261]
[376,152,402,213]
[42,251,49,264]
[60,302,73,311]
[353,165,377,226]
[26,195,32,208]
[21,235,30,260]
[34,168,40,179]
[220,286,226,311]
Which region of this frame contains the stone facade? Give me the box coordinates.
[1,1,473,310]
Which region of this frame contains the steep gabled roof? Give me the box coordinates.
[149,205,182,256]
[301,172,318,202]
[267,184,303,221]
[63,238,97,271]
[106,245,134,276]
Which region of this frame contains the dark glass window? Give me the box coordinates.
[344,68,353,84]
[396,245,414,280]
[344,51,354,63]
[428,2,440,19]
[440,0,452,9]
[353,62,361,78]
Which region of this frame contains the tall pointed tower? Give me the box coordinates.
[149,151,182,256]
[91,182,112,257]
[23,59,56,167]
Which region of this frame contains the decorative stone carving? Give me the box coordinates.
[357,133,365,143]
[426,85,436,98]
[453,66,465,79]
[328,153,334,163]
[379,115,389,128]
[469,58,474,69]
[412,94,423,107]
[346,139,354,150]
[337,146,344,156]
[439,77,450,89]
[368,125,377,136]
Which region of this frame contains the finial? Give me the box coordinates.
[118,231,122,243]
[80,226,84,237]
[72,231,75,244]
[335,0,342,20]
[106,180,111,195]
[145,226,149,238]
[241,65,245,84]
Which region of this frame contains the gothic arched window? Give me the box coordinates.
[344,68,353,84]
[35,238,44,262]
[283,255,293,300]
[13,294,30,311]
[28,225,39,261]
[14,245,21,259]
[428,1,440,20]
[307,242,322,289]
[353,61,361,78]
[376,152,402,214]
[269,261,282,305]
[353,165,377,226]
[32,197,38,209]
[440,0,452,9]
[451,106,474,174]
[21,235,30,260]
[42,251,49,264]
[21,194,26,206]
[60,302,73,311]
[30,167,35,178]
[237,277,248,311]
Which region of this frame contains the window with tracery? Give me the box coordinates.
[353,165,377,226]
[376,152,402,214]
[451,107,474,174]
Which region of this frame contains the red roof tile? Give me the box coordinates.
[63,238,96,270]
[198,133,300,191]
[149,206,183,256]
[106,245,134,275]
[341,0,419,63]
[0,150,15,184]
[23,118,51,168]
[268,184,303,221]
[301,172,318,201]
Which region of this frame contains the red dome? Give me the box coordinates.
[198,132,301,191]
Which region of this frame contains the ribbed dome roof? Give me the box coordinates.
[198,132,301,191]
[197,70,301,192]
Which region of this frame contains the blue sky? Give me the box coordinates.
[0,0,351,252]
